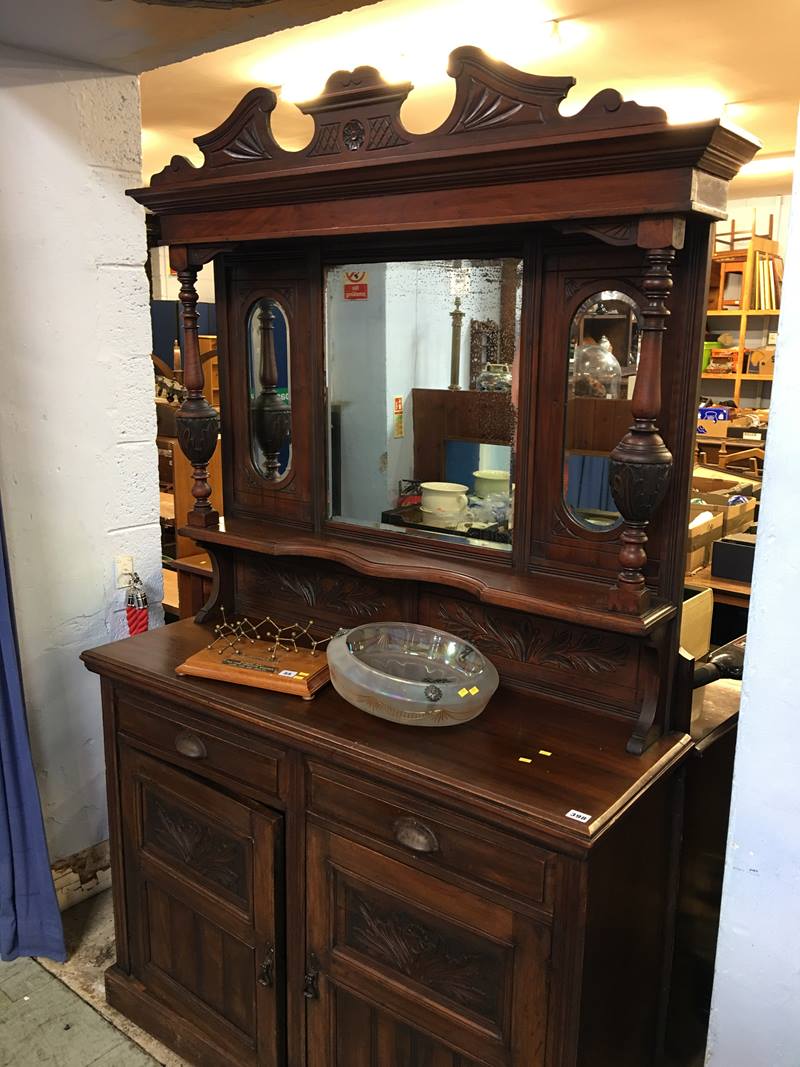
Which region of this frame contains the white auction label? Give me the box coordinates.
[565,809,592,823]
[279,669,298,677]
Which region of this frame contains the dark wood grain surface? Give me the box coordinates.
[181,517,676,637]
[83,620,689,852]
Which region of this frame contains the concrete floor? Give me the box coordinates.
[0,955,155,1066]
[0,890,184,1067]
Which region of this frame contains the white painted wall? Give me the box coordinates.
[150,243,215,304]
[326,263,389,520]
[725,194,792,254]
[706,116,800,1066]
[0,44,162,862]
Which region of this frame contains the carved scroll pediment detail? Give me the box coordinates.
[191,88,285,170]
[438,600,628,673]
[445,48,574,138]
[146,45,671,190]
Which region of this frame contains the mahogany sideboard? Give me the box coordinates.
[84,619,719,1067]
[83,44,755,1067]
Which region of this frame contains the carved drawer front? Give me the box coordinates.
[307,764,554,912]
[306,825,550,1067]
[117,689,284,802]
[120,746,282,1067]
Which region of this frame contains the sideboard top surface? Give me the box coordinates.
[83,620,690,852]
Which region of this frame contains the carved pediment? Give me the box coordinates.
[148,44,670,189]
[194,88,287,168]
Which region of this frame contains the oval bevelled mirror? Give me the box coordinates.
[564,290,641,531]
[248,298,292,482]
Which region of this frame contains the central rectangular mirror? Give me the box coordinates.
[325,257,522,551]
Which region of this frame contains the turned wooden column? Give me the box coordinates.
[448,297,464,390]
[608,218,684,613]
[172,250,219,528]
[252,302,292,480]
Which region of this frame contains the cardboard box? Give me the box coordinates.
[680,588,713,660]
[692,468,757,498]
[727,425,767,442]
[701,493,757,535]
[697,419,729,438]
[686,505,725,573]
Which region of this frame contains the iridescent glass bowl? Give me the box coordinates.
[327,622,499,727]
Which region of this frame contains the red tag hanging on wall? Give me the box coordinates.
[125,573,149,636]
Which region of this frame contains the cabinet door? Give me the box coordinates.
[120,745,282,1067]
[306,823,550,1067]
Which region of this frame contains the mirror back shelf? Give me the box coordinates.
[137,47,758,751]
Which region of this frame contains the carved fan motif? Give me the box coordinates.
[347,892,501,1018]
[452,81,528,133]
[438,601,628,673]
[225,123,274,162]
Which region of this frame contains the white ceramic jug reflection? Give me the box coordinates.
[420,482,469,515]
[472,469,510,498]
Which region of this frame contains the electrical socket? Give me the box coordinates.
[115,556,134,590]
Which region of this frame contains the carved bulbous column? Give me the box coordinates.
[252,303,292,480]
[174,263,220,528]
[608,247,675,612]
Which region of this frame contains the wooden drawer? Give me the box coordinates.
[307,763,554,911]
[117,690,284,802]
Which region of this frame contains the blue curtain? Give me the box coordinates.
[566,454,616,513]
[0,497,65,961]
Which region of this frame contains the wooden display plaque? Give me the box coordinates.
[175,639,330,699]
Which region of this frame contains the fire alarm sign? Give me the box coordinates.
[344,270,368,300]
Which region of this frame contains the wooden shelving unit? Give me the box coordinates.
[702,235,782,406]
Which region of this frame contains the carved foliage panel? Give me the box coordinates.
[142,786,250,907]
[234,552,414,628]
[421,592,644,718]
[339,879,510,1030]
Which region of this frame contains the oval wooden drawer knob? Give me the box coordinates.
[392,816,439,853]
[174,731,207,760]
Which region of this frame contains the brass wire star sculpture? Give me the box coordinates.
[207,608,331,661]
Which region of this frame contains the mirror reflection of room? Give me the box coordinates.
[248,298,292,482]
[325,257,522,550]
[564,291,642,530]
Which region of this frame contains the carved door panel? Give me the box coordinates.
[306,824,550,1067]
[120,745,282,1067]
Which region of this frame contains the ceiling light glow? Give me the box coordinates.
[627,85,728,125]
[246,0,584,105]
[738,154,795,177]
